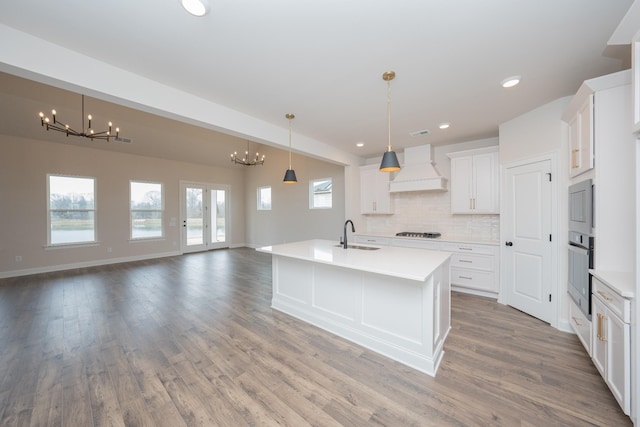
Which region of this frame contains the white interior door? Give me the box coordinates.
[181,182,229,253]
[503,159,553,323]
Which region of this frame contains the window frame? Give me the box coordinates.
[130,180,164,240]
[47,173,97,246]
[309,177,333,209]
[257,186,272,211]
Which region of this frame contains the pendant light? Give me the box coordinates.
[379,71,401,172]
[283,113,297,184]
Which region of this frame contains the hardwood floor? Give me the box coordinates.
[0,248,631,426]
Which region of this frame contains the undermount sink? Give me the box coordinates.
[334,244,380,251]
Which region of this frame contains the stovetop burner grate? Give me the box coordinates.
[395,232,442,238]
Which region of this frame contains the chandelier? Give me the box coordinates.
[38,94,120,141]
[230,141,265,166]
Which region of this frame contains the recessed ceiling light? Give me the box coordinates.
[438,122,450,129]
[501,76,521,88]
[356,142,364,147]
[180,0,209,16]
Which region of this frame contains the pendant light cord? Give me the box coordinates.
[288,117,293,169]
[387,79,392,152]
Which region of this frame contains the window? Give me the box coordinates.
[130,181,163,239]
[309,178,332,209]
[48,174,96,245]
[257,186,271,210]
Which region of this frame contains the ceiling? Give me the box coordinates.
[0,0,634,166]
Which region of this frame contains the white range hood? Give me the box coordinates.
[389,144,448,192]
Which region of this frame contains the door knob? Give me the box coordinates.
[505,241,513,246]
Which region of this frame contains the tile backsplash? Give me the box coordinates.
[362,190,500,242]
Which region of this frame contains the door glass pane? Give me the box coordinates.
[212,190,226,242]
[186,187,203,246]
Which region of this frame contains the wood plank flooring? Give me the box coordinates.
[0,248,631,426]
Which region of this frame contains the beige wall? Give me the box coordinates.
[0,134,348,276]
[0,135,246,276]
[243,144,346,247]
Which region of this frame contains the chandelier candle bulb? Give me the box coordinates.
[37,95,121,142]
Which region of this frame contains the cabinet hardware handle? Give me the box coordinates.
[597,313,602,341]
[459,247,473,251]
[458,275,473,280]
[571,316,583,327]
[596,290,612,302]
[459,260,472,263]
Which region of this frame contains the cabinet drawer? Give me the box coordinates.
[392,238,440,251]
[450,253,492,271]
[592,277,630,323]
[354,236,392,246]
[569,298,591,355]
[450,268,495,292]
[441,242,496,255]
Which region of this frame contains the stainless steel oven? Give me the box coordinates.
[568,231,594,319]
[568,179,593,235]
[567,179,594,319]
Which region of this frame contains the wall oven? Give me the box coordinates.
[567,179,594,320]
[568,231,594,319]
[568,179,593,235]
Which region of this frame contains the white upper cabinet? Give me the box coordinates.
[633,30,640,134]
[562,71,631,178]
[447,147,499,214]
[568,94,595,177]
[360,164,392,214]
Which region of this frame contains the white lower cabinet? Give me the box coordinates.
[591,276,630,415]
[440,242,499,295]
[569,299,591,356]
[356,235,500,297]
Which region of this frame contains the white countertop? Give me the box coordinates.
[590,269,635,299]
[257,239,451,282]
[355,232,499,246]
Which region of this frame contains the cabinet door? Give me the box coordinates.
[569,94,594,177]
[450,156,473,213]
[606,310,630,414]
[569,114,580,172]
[578,94,594,173]
[360,166,391,214]
[591,296,607,377]
[472,152,498,213]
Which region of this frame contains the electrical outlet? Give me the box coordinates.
[107,247,113,253]
[15,255,22,262]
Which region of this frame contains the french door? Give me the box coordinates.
[181,182,229,253]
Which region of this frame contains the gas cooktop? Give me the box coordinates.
[395,232,442,239]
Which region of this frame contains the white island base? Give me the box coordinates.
[258,239,451,377]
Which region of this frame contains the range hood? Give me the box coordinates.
[389,144,448,192]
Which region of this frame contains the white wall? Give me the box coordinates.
[357,138,500,242]
[499,96,571,328]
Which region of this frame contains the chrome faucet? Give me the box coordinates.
[343,220,355,249]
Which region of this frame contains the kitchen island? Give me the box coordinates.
[257,239,451,376]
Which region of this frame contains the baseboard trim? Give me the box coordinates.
[0,251,182,279]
